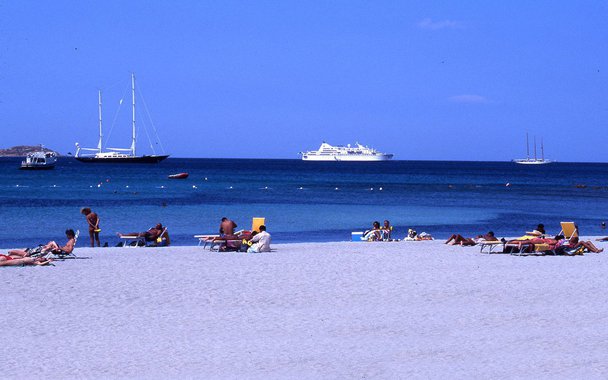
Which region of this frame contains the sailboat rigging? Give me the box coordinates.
[75,74,169,163]
[513,133,552,165]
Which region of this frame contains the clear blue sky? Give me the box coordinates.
[1,1,607,161]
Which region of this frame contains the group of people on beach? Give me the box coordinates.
[364,220,393,241]
[5,207,606,267]
[1,209,272,266]
[0,229,76,266]
[363,220,434,242]
[217,217,272,253]
[444,223,604,254]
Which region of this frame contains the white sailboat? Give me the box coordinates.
[513,133,552,165]
[75,74,169,163]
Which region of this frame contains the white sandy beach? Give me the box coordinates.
[3,240,608,379]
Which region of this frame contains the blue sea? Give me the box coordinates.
[1,157,607,248]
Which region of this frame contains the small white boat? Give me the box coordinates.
[300,142,393,161]
[20,150,57,170]
[513,133,552,165]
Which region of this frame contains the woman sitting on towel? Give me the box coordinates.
[363,221,382,241]
[8,229,76,257]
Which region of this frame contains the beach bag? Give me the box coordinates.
[26,245,45,257]
[564,246,584,256]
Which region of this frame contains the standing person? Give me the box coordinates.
[219,217,237,237]
[81,207,101,247]
[247,225,271,253]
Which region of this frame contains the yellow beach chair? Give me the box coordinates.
[558,222,578,239]
[252,217,265,233]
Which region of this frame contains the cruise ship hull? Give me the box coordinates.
[302,154,393,161]
[75,155,169,164]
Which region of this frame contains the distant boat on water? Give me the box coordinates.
[300,142,394,161]
[75,73,169,164]
[168,172,189,179]
[513,133,553,165]
[20,148,57,170]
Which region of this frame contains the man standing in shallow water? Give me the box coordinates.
[81,207,101,247]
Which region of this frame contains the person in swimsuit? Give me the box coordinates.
[118,223,165,241]
[445,234,477,246]
[382,220,392,241]
[81,207,100,247]
[219,217,237,237]
[445,232,497,246]
[0,254,52,266]
[9,229,76,257]
[564,236,603,253]
[364,221,382,241]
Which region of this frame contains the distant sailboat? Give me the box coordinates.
[75,74,169,163]
[513,133,552,165]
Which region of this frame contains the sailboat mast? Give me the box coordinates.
[131,73,136,157]
[526,133,530,160]
[534,136,537,161]
[98,90,103,153]
[541,138,545,161]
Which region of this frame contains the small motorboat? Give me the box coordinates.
[168,172,189,179]
[20,150,57,170]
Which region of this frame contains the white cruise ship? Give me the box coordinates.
[300,142,394,161]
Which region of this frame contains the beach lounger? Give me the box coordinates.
[252,217,265,233]
[208,237,244,252]
[118,234,147,248]
[119,228,168,248]
[506,241,557,256]
[532,243,556,255]
[479,240,505,254]
[44,230,80,259]
[235,217,266,235]
[197,217,265,250]
[558,222,578,239]
[194,234,220,248]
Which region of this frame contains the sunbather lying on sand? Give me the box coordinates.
[9,229,76,257]
[404,229,433,241]
[445,234,476,246]
[508,235,603,254]
[506,236,559,252]
[0,255,52,266]
[446,231,497,246]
